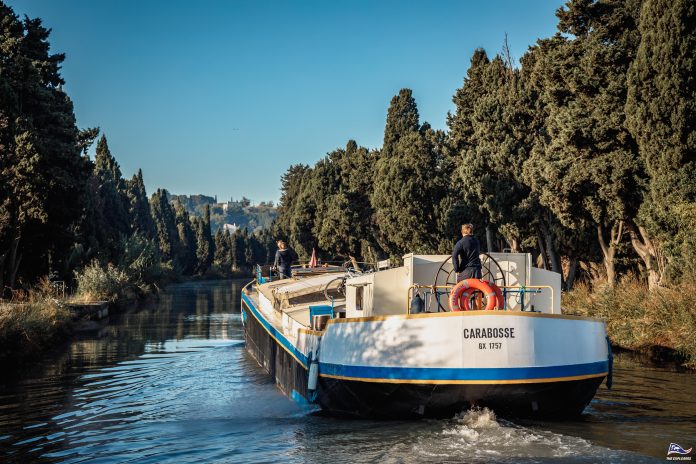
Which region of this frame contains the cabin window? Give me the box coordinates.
[356,286,363,311]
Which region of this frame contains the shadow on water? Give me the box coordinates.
[0,279,694,463]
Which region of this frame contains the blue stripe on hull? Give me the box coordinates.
[242,292,607,383]
[318,361,609,382]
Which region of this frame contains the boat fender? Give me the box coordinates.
[308,351,320,391]
[606,336,613,390]
[410,292,425,314]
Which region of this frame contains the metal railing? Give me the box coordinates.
[406,284,453,314]
[499,285,555,313]
[406,284,555,314]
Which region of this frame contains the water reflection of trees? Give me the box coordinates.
[0,280,245,461]
[78,280,243,365]
[4,281,244,387]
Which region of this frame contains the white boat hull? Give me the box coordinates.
[241,293,610,418]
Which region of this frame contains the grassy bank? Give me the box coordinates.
[563,278,696,369]
[0,266,252,369]
[0,294,72,367]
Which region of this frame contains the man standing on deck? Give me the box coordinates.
[273,240,294,279]
[452,224,482,281]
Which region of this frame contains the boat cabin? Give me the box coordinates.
[343,252,561,318]
[252,252,561,335]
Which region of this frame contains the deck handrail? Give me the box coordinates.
[406,284,555,313]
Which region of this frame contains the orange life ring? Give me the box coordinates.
[476,281,504,310]
[491,281,504,310]
[449,279,501,311]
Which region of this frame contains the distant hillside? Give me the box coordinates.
[169,194,277,232]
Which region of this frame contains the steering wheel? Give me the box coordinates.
[432,253,507,312]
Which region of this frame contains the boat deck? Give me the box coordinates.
[247,274,346,339]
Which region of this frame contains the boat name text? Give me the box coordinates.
[463,327,515,339]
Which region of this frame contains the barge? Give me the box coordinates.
[240,252,611,419]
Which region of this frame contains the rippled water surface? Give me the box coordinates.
[1,280,694,463]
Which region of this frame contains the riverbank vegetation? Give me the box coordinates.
[272,0,695,365]
[0,2,274,297]
[0,281,72,366]
[564,278,696,368]
[0,1,274,362]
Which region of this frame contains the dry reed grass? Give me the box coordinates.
[0,278,72,365]
[563,276,696,368]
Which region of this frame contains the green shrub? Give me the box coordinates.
[117,234,164,293]
[74,260,130,302]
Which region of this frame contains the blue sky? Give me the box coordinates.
[9,0,564,203]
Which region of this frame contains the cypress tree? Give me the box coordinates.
[0,7,90,288]
[372,89,446,258]
[173,200,197,274]
[344,142,382,262]
[150,189,178,264]
[313,141,380,260]
[91,135,131,260]
[287,168,318,260]
[625,0,696,286]
[275,164,311,257]
[448,49,489,158]
[383,88,420,149]
[522,0,642,285]
[195,204,214,274]
[450,50,537,253]
[307,154,342,260]
[127,169,156,239]
[446,49,496,252]
[231,228,247,271]
[213,228,231,272]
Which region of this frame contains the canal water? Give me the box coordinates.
[1,280,694,463]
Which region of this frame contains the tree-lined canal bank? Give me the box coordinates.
[1,280,693,463]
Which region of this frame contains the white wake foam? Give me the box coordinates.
[380,408,653,463]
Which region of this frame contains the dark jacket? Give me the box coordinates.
[452,235,481,273]
[274,249,293,276]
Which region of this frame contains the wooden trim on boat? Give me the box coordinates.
[324,310,604,326]
[297,328,324,336]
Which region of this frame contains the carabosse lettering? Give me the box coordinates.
[462,327,515,339]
